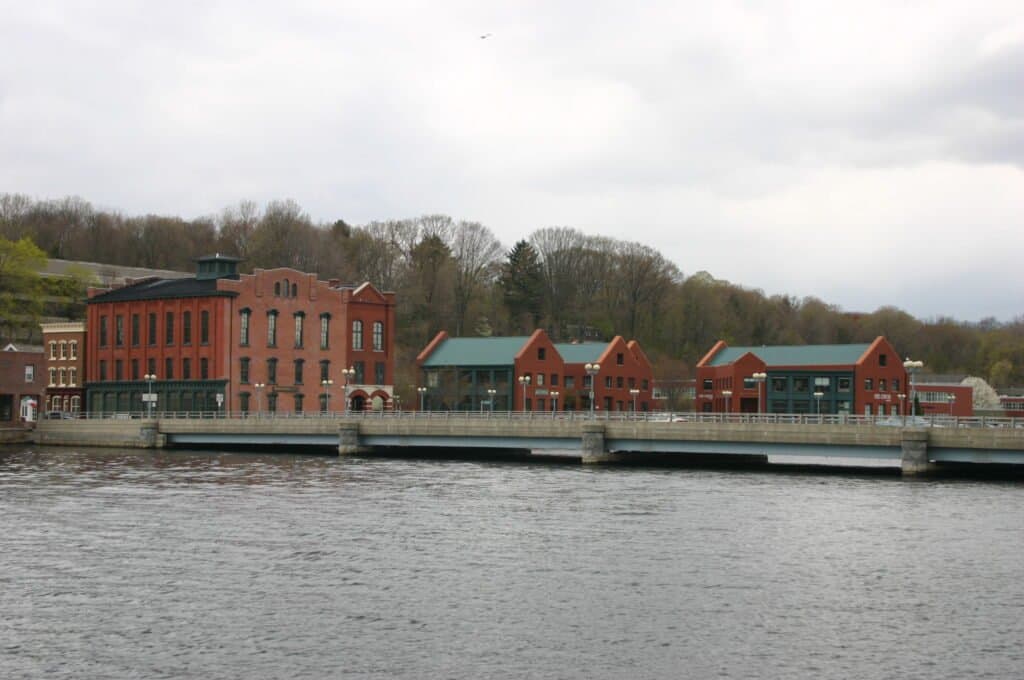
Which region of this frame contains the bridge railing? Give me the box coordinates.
[39,410,1024,430]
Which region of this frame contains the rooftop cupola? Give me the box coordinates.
[195,254,241,280]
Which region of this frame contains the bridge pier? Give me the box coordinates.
[337,423,366,456]
[581,422,625,464]
[901,429,935,476]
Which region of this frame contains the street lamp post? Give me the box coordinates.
[518,375,531,412]
[254,382,265,417]
[417,386,427,412]
[903,358,923,416]
[629,388,639,415]
[722,389,732,415]
[144,373,156,419]
[487,388,496,415]
[898,393,906,425]
[751,372,767,415]
[551,390,559,414]
[341,367,355,414]
[321,378,334,414]
[948,394,956,417]
[585,362,600,419]
[813,390,824,417]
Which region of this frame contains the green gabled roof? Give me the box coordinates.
[708,343,872,367]
[554,342,605,364]
[421,336,531,367]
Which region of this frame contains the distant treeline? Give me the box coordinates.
[2,193,1023,392]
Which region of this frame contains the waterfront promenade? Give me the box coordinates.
[32,411,1024,476]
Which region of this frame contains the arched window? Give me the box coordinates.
[320,313,330,350]
[291,283,298,298]
[267,310,278,347]
[70,396,80,413]
[352,320,363,350]
[283,279,290,297]
[239,308,251,346]
[294,312,304,348]
[372,321,384,351]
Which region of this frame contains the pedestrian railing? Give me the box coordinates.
[37,410,1024,429]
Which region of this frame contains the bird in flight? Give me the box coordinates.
[480,33,492,39]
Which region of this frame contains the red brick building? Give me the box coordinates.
[0,343,45,423]
[913,382,974,417]
[40,321,86,415]
[416,330,654,412]
[696,337,909,416]
[85,255,396,415]
[999,394,1024,418]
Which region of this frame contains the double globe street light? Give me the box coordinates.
[585,362,600,419]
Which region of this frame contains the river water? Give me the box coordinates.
[2,446,1022,680]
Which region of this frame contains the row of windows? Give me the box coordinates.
[514,374,650,391]
[48,340,79,360]
[239,311,385,352]
[98,357,210,381]
[46,395,81,413]
[534,348,627,365]
[48,367,78,386]
[705,375,905,395]
[239,358,387,386]
[99,311,210,348]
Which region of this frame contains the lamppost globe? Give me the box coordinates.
[813,390,824,416]
[551,390,559,413]
[903,358,924,416]
[417,386,427,412]
[254,382,266,416]
[486,388,497,414]
[629,388,640,413]
[722,389,732,414]
[143,373,156,418]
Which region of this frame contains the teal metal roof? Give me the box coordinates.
[554,343,605,364]
[421,336,531,367]
[707,343,872,367]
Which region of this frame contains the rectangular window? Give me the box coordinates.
[616,376,624,388]
[372,321,384,351]
[267,312,277,347]
[294,394,303,414]
[551,374,559,386]
[352,320,363,350]
[131,314,140,346]
[59,341,67,359]
[166,312,174,345]
[200,358,209,379]
[565,376,575,389]
[49,341,57,359]
[100,316,109,347]
[744,377,756,389]
[58,368,66,385]
[793,377,809,392]
[642,379,649,390]
[69,368,77,386]
[617,353,624,365]
[148,358,156,376]
[294,359,304,385]
[879,354,887,367]
[240,393,250,414]
[115,360,123,381]
[148,313,157,346]
[182,358,191,380]
[240,358,250,384]
[267,359,277,385]
[538,347,546,360]
[131,359,139,381]
[375,361,385,385]
[99,361,107,381]
[865,378,873,390]
[703,378,714,390]
[879,379,887,392]
[354,361,365,383]
[838,377,851,392]
[201,310,210,344]
[893,378,900,391]
[240,310,250,346]
[536,373,545,386]
[115,315,124,346]
[814,377,831,391]
[864,404,873,416]
[70,341,78,359]
[320,360,330,383]
[294,314,304,348]
[165,358,174,380]
[320,315,329,349]
[268,393,277,413]
[771,377,787,392]
[605,376,612,388]
[183,311,192,345]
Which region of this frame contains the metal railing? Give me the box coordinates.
[37,410,1024,429]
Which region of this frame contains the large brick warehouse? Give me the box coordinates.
[85,255,396,415]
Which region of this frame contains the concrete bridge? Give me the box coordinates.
[31,412,1024,476]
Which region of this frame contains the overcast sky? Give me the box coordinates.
[2,1,1022,321]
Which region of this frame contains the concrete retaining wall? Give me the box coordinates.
[34,420,162,449]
